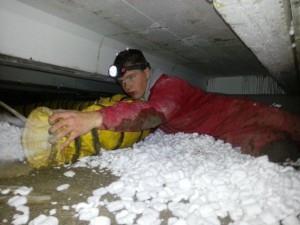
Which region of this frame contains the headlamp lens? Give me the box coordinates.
[108,65,118,77]
[108,62,149,78]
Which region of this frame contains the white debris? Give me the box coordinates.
[168,217,187,225]
[8,196,27,207]
[92,187,107,197]
[106,200,124,212]
[12,206,30,225]
[1,188,11,195]
[136,208,160,225]
[28,214,59,225]
[12,214,29,225]
[56,184,70,192]
[115,209,136,224]
[63,170,76,178]
[282,214,300,225]
[7,188,31,225]
[14,186,32,196]
[49,209,57,216]
[89,216,111,225]
[87,195,101,206]
[62,205,70,210]
[71,130,300,225]
[0,122,25,161]
[16,205,29,215]
[107,181,125,194]
[283,158,300,167]
[271,103,282,108]
[78,207,99,221]
[259,210,278,224]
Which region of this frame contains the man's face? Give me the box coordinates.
[118,68,149,99]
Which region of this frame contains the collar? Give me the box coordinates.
[143,68,163,100]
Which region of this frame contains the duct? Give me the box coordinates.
[213,0,300,94]
[0,54,122,105]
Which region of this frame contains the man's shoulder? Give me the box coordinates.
[156,74,186,84]
[154,74,207,94]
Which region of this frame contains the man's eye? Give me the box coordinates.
[126,75,135,81]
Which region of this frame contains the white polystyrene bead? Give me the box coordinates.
[89,216,111,225]
[282,215,300,225]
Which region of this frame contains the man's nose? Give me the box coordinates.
[123,82,130,90]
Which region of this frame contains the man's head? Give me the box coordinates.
[109,49,151,99]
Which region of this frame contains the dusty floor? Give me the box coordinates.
[0,162,118,225]
[0,162,233,225]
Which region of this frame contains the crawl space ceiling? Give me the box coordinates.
[16,0,300,93]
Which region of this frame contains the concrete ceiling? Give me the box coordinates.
[17,0,299,92]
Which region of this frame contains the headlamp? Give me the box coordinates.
[108,62,150,78]
[108,65,118,78]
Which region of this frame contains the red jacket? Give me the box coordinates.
[100,74,300,155]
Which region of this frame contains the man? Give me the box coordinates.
[49,49,300,162]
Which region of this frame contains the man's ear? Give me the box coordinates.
[145,68,151,79]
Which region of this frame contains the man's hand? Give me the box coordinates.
[48,110,103,149]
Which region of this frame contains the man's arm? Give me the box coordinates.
[48,75,186,147]
[99,101,165,131]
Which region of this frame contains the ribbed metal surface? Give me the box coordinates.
[207,75,285,95]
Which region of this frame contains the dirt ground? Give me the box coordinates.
[0,161,118,225]
[0,161,237,225]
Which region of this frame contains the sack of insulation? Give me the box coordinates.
[22,94,150,168]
